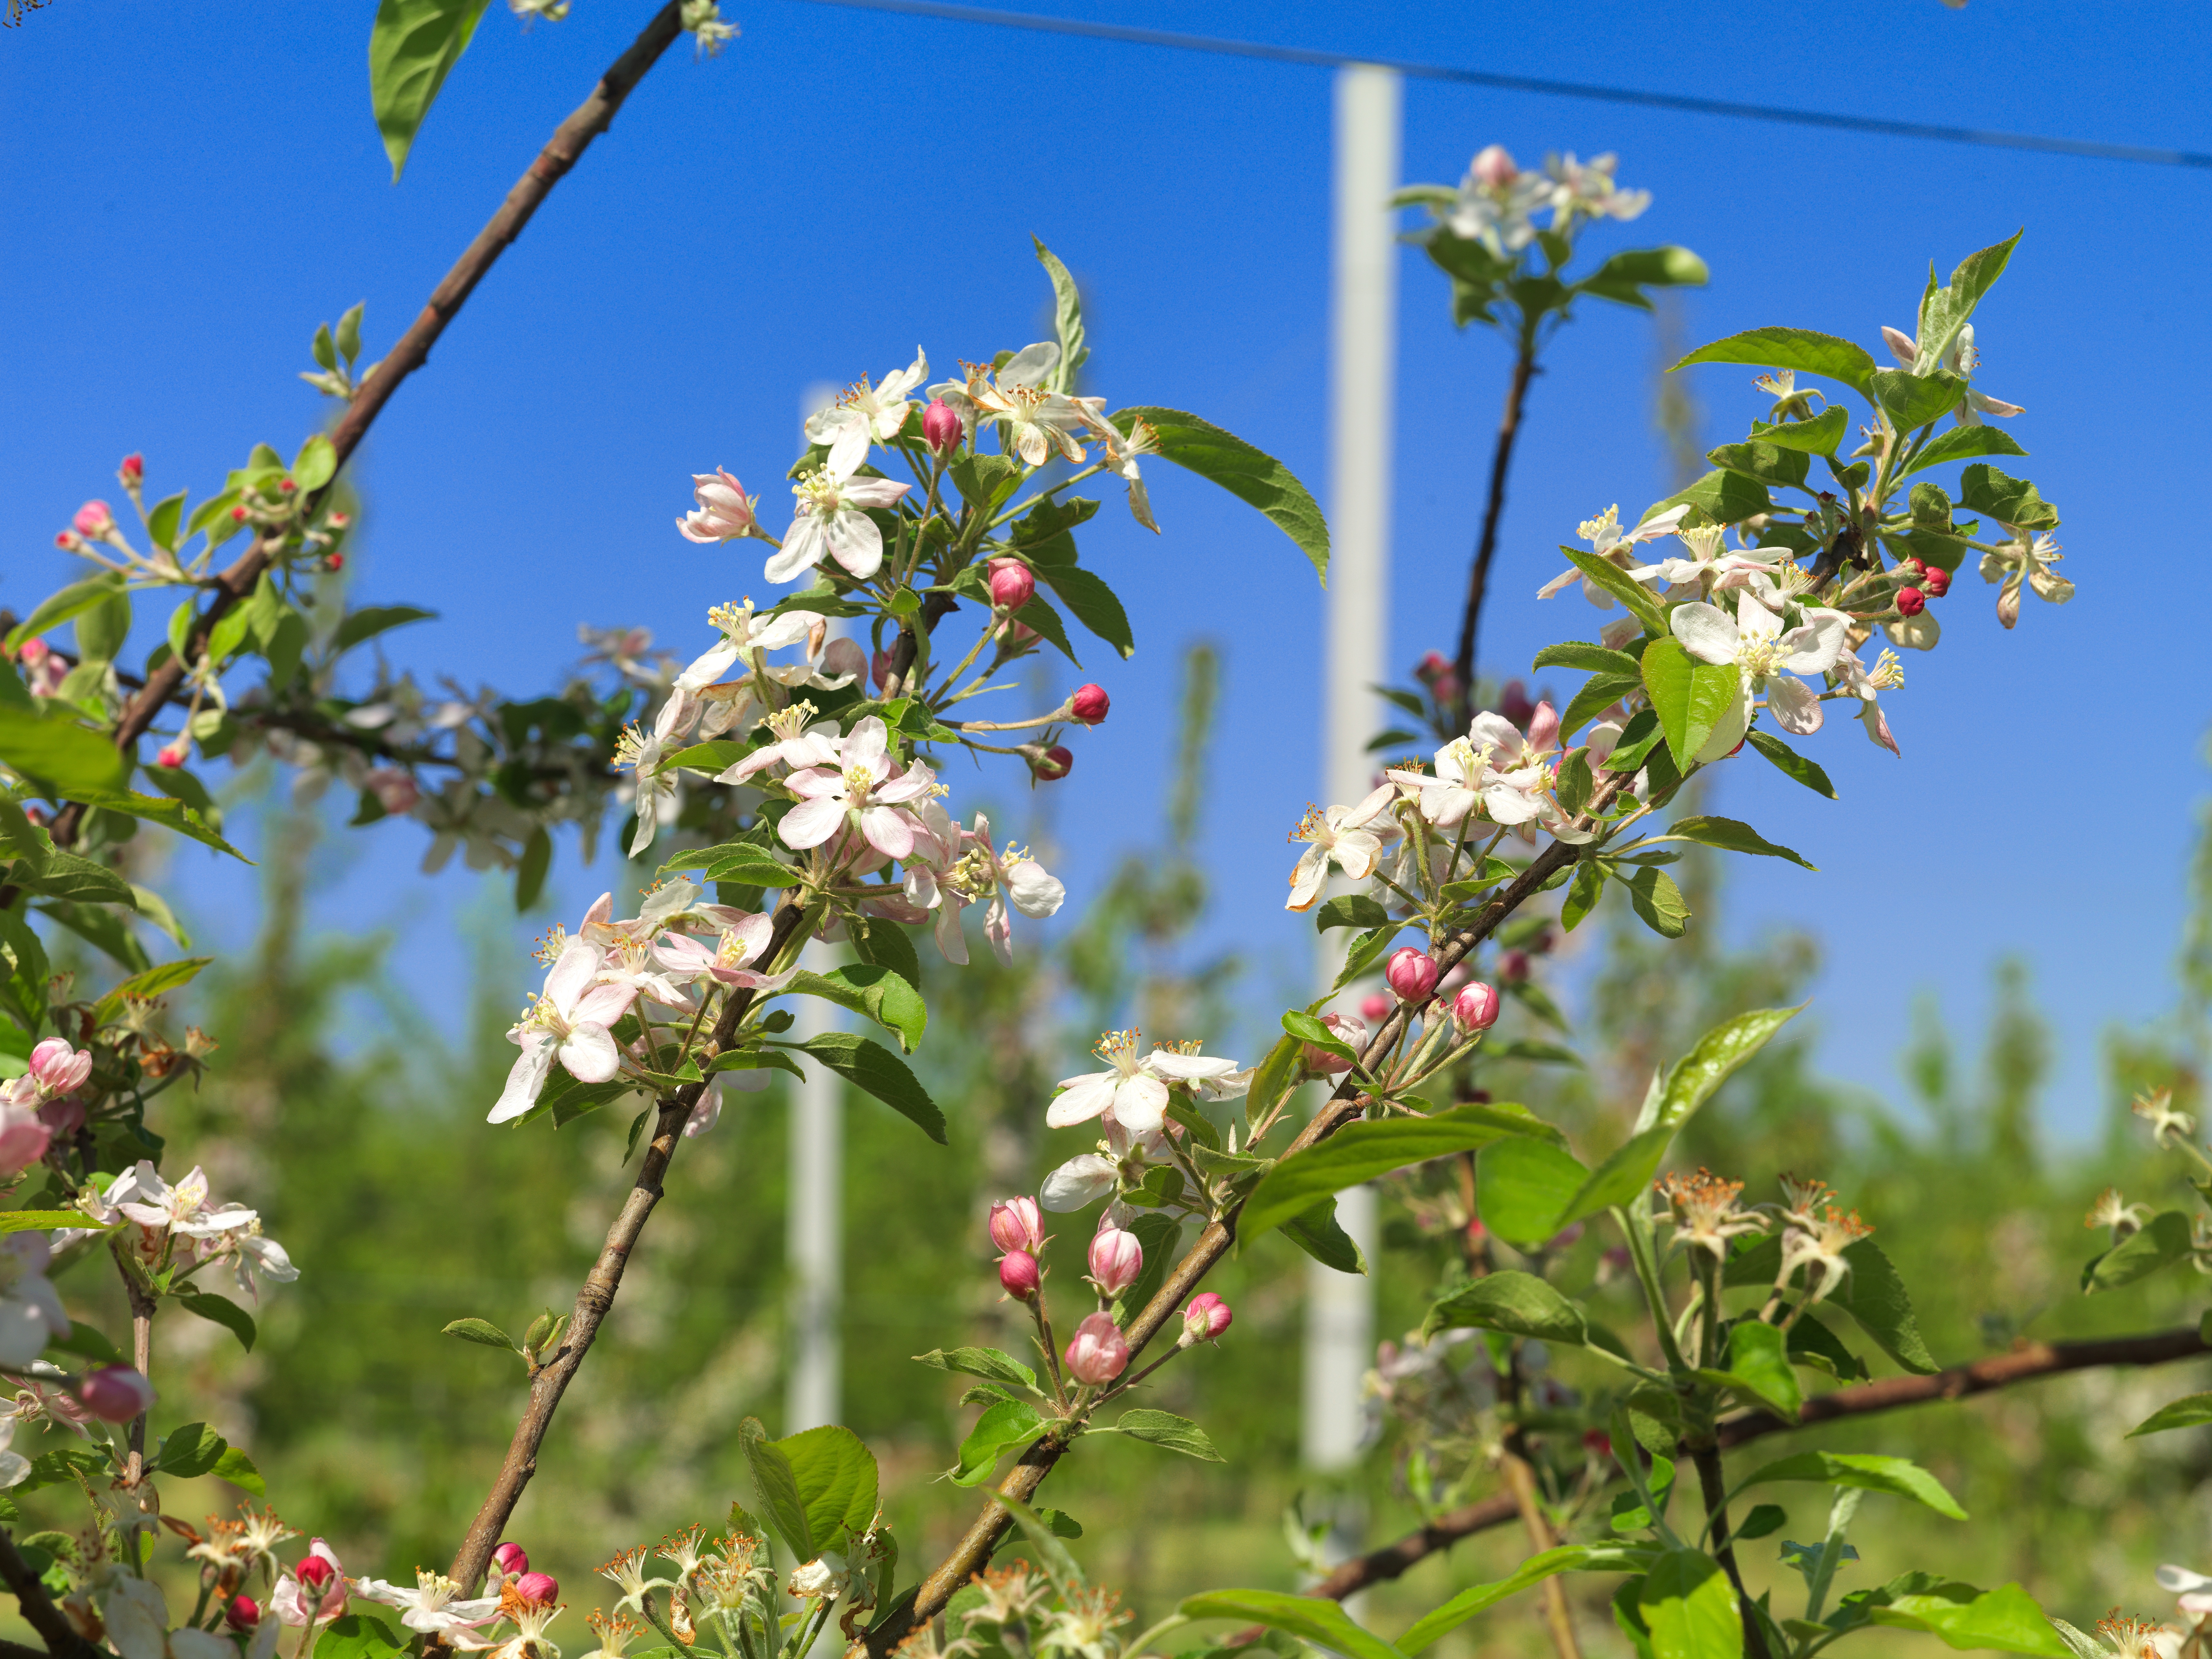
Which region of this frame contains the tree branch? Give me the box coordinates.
[1449,341,1537,727]
[45,0,686,849]
[0,1524,96,1659]
[1299,1324,2212,1603]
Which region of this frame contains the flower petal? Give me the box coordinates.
[1046,1073,1117,1129]
[1669,603,1741,665]
[558,1023,622,1084]
[1111,1073,1171,1135]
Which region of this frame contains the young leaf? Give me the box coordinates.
[1957,463,2059,532]
[2126,1391,2212,1439]
[6,574,129,656]
[1639,638,1737,768]
[1748,406,1848,456]
[73,791,248,861]
[774,1424,878,1553]
[1280,1199,1366,1276]
[1869,1583,2070,1658]
[1738,1451,1966,1520]
[1032,237,1088,391]
[741,1420,813,1557]
[1032,563,1134,659]
[1897,425,2028,479]
[1532,643,1642,676]
[1713,1320,1800,1419]
[783,965,927,1055]
[1745,728,1836,798]
[1475,1137,1589,1247]
[796,1032,946,1144]
[1115,408,1329,582]
[950,1399,1046,1487]
[1400,1545,1655,1653]
[914,1347,1038,1391]
[209,1446,266,1497]
[315,1616,407,1659]
[1827,1239,1938,1374]
[1645,469,1772,529]
[1313,894,1390,934]
[1662,815,1816,871]
[0,705,131,800]
[1420,1270,1588,1345]
[443,1318,516,1349]
[154,1422,228,1479]
[1557,546,1668,636]
[334,605,439,654]
[1623,866,1689,939]
[1639,1006,1802,1134]
[1638,1550,1742,1659]
[1671,326,1876,396]
[1239,1102,1561,1241]
[1177,1590,1407,1659]
[1112,1409,1225,1462]
[1575,246,1708,308]
[369,0,493,180]
[174,1291,256,1353]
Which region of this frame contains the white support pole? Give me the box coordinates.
[1304,63,1400,1475]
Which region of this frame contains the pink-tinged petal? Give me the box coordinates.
[489,1038,557,1124]
[1527,701,1560,752]
[1046,1073,1117,1128]
[652,934,714,974]
[1111,1073,1170,1135]
[543,940,604,1020]
[825,420,871,478]
[874,767,934,803]
[779,794,846,849]
[675,643,741,693]
[765,521,826,584]
[825,508,885,580]
[558,1024,622,1084]
[1880,325,1918,368]
[583,893,612,931]
[1467,712,1520,752]
[1535,565,1582,601]
[1345,782,1398,826]
[984,891,1013,965]
[860,804,916,860]
[727,967,799,992]
[1764,674,1823,736]
[844,716,889,772]
[1777,608,1851,675]
[1482,784,1540,825]
[841,475,913,509]
[1858,698,1900,757]
[571,982,637,1027]
[1040,1154,1118,1211]
[782,766,847,800]
[728,912,773,963]
[1423,787,1478,828]
[1669,602,1741,665]
[932,898,970,966]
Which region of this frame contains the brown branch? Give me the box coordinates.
[444,899,809,1595]
[1299,1324,2212,1603]
[1449,341,1537,726]
[0,1525,96,1659]
[44,1,686,850]
[863,777,1634,1655]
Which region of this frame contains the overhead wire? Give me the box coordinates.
[778,0,2212,172]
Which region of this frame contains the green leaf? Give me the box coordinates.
[6,574,128,656]
[776,1423,879,1553]
[1032,237,1089,392]
[1647,468,1774,530]
[0,1210,108,1235]
[1827,1239,1939,1375]
[988,1492,1087,1597]
[1112,1211,1181,1323]
[742,1421,812,1558]
[514,826,551,912]
[1476,1137,1589,1246]
[291,434,338,494]
[93,958,212,1027]
[442,1317,516,1349]
[1715,1320,1800,1419]
[2127,1391,2212,1438]
[1561,673,1641,742]
[1420,1270,1590,1345]
[315,1615,407,1659]
[1240,1102,1559,1241]
[1624,866,1689,938]
[11,845,135,910]
[1664,815,1815,871]
[1644,1006,1801,1133]
[369,0,493,180]
[1177,1591,1406,1659]
[1032,563,1134,659]
[951,1399,1047,1486]
[1748,407,1849,456]
[1562,860,1605,933]
[1576,246,1709,308]
[1314,894,1390,934]
[1240,1033,1300,1131]
[1672,327,1875,396]
[796,1032,946,1144]
[210,1446,265,1497]
[0,704,130,799]
[1745,728,1836,799]
[1112,1409,1224,1462]
[174,1291,256,1353]
[783,966,926,1055]
[1116,407,1329,581]
[145,494,186,555]
[1870,368,1970,432]
[71,791,248,861]
[1533,643,1643,677]
[1871,1584,2069,1657]
[1741,1451,1965,1520]
[1897,425,2028,480]
[948,452,1024,514]
[845,916,924,1001]
[1558,546,1668,636]
[1639,1551,1742,1659]
[915,1347,1038,1391]
[1280,1199,1366,1275]
[1957,463,2058,532]
[333,604,439,654]
[1912,231,2024,379]
[1640,638,1737,768]
[1706,441,1809,492]
[1402,1546,1655,1653]
[153,1422,227,1479]
[2084,1208,2195,1291]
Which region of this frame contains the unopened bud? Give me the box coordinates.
[1499,949,1531,985]
[73,502,114,539]
[1896,556,1925,576]
[1070,684,1110,725]
[1087,1219,1143,1297]
[1304,1011,1366,1076]
[155,742,188,769]
[1358,993,1391,1024]
[1385,947,1438,1004]
[989,1196,1043,1256]
[1922,566,1950,598]
[987,559,1035,612]
[923,399,962,455]
[37,1097,83,1139]
[1895,586,1926,617]
[998,1249,1040,1302]
[75,1365,154,1423]
[277,478,297,495]
[1471,143,1518,189]
[1453,982,1501,1032]
[514,1573,559,1607]
[491,1543,529,1578]
[1178,1291,1232,1347]
[1063,1312,1129,1385]
[1026,744,1072,783]
[295,1555,336,1593]
[324,553,345,573]
[871,647,894,693]
[118,455,145,490]
[229,505,249,523]
[226,1596,261,1633]
[27,1039,91,1098]
[18,639,49,667]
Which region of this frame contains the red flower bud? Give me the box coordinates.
[1385,947,1438,1004]
[1922,566,1951,598]
[1179,1291,1233,1346]
[1896,586,1926,616]
[1897,556,1925,576]
[75,1365,154,1423]
[277,478,297,494]
[226,1596,261,1633]
[1033,746,1073,783]
[871,647,894,693]
[17,639,48,667]
[922,399,963,456]
[1499,948,1531,984]
[155,742,188,769]
[1582,1428,1613,1459]
[1414,651,1451,682]
[987,559,1035,612]
[491,1542,529,1578]
[989,1197,1044,1256]
[1453,983,1501,1032]
[1358,993,1392,1024]
[1070,684,1109,726]
[118,455,145,489]
[514,1573,559,1607]
[72,501,113,538]
[229,505,249,523]
[998,1249,1040,1301]
[324,553,345,572]
[296,1555,337,1592]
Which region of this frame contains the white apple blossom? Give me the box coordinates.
[718,701,843,785]
[899,802,977,966]
[1048,1032,1240,1137]
[673,601,814,694]
[1388,724,1545,829]
[1542,151,1650,228]
[1538,503,1692,605]
[769,466,911,585]
[778,716,937,861]
[1284,783,1399,912]
[1080,406,1162,533]
[614,688,702,857]
[1041,1111,1169,1211]
[490,941,640,1124]
[652,916,798,993]
[804,348,929,475]
[0,1234,69,1366]
[960,346,1091,469]
[1980,528,2070,629]
[112,1163,258,1241]
[1444,145,1550,255]
[355,1572,502,1636]
[1625,524,1789,594]
[1668,582,1850,745]
[1831,646,1904,756]
[966,812,1065,963]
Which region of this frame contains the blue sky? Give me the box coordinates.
[3,0,2208,1134]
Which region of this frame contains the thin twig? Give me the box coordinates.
[1450,341,1537,728]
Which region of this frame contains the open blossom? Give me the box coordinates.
[489,941,639,1124]
[672,600,813,694]
[1048,1032,1241,1137]
[1284,784,1398,911]
[769,465,911,585]
[1668,580,1849,747]
[778,716,936,861]
[1388,725,1543,830]
[1980,528,2069,629]
[1538,503,1692,605]
[1039,1113,1164,1212]
[272,1541,349,1626]
[0,1235,69,1366]
[675,469,759,544]
[1831,646,1903,756]
[615,687,702,857]
[967,812,1064,962]
[1655,1169,1768,1262]
[1542,151,1650,227]
[1078,406,1163,533]
[651,915,796,994]
[354,1572,501,1636]
[805,349,929,475]
[956,345,1090,468]
[1444,143,1550,255]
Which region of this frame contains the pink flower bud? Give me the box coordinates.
[987,559,1035,612]
[37,1097,82,1139]
[364,768,420,816]
[277,478,297,495]
[1359,993,1391,1024]
[118,455,145,490]
[514,1573,559,1607]
[1499,681,1538,730]
[1087,1219,1143,1297]
[295,1554,336,1592]
[16,639,48,667]
[989,1197,1043,1256]
[1923,566,1951,598]
[155,741,188,769]
[1385,947,1438,1004]
[77,1366,154,1422]
[229,505,249,523]
[1453,982,1501,1032]
[71,501,113,538]
[491,1543,529,1578]
[1499,949,1531,985]
[998,1249,1040,1301]
[1896,586,1926,616]
[1471,143,1518,189]
[1063,1311,1129,1385]
[1070,684,1110,725]
[1304,1011,1367,1075]
[226,1596,261,1633]
[1179,1291,1232,1346]
[1414,651,1450,682]
[0,1104,52,1179]
[28,1039,90,1099]
[324,553,345,573]
[871,647,895,693]
[923,399,963,456]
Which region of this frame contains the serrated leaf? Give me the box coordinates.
[1280,1198,1365,1275]
[1672,326,1875,396]
[1313,894,1390,934]
[1624,866,1689,938]
[1748,407,1849,456]
[1177,1591,1405,1659]
[915,1347,1038,1391]
[1240,1102,1560,1241]
[783,965,926,1054]
[795,1032,945,1143]
[1740,1451,1966,1520]
[93,957,211,1027]
[775,1424,878,1554]
[1898,425,2028,480]
[951,1399,1046,1487]
[1402,1545,1656,1653]
[1476,1136,1589,1246]
[1112,1409,1224,1462]
[72,791,248,861]
[1422,1270,1588,1344]
[1116,408,1329,580]
[1640,637,1738,768]
[369,0,493,179]
[153,1422,227,1479]
[1640,1550,1742,1659]
[443,1318,516,1349]
[1663,815,1815,871]
[1557,545,1667,636]
[1870,1584,2070,1658]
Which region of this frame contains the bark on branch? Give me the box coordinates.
[0,1525,97,1659]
